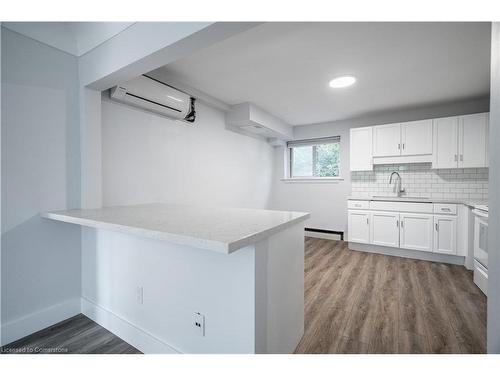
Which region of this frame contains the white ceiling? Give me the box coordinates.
[161,22,491,125]
[3,22,134,56]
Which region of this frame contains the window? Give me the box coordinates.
[288,136,340,178]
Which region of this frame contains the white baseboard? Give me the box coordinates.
[1,298,81,346]
[81,297,180,354]
[349,242,465,265]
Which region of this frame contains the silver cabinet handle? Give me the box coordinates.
[366,218,369,225]
[460,154,463,161]
[401,220,404,228]
[396,220,399,227]
[355,203,361,207]
[435,223,439,231]
[398,143,401,150]
[442,208,451,212]
[402,143,405,150]
[454,154,458,161]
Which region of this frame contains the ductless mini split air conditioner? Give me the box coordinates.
[110,75,196,123]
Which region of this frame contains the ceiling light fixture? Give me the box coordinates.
[329,75,356,88]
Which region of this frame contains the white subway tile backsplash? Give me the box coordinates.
[351,163,488,200]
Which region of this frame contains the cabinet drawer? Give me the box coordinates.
[348,200,369,209]
[369,201,433,213]
[433,203,457,215]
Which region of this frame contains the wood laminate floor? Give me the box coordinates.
[294,238,487,354]
[1,314,141,354]
[1,238,486,354]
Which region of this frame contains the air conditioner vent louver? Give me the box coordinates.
[110,75,196,123]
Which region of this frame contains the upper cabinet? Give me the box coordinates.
[401,120,433,156]
[349,112,489,171]
[350,127,373,171]
[373,123,401,157]
[433,116,459,169]
[459,113,489,168]
[372,120,433,164]
[433,112,489,169]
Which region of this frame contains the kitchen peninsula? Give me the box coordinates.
[42,203,309,354]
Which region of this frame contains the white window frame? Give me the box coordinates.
[282,136,344,182]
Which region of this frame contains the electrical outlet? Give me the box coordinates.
[193,312,205,336]
[136,286,144,305]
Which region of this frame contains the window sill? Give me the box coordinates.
[280,177,344,183]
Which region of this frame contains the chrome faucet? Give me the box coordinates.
[389,171,405,197]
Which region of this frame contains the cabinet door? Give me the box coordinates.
[370,211,400,248]
[350,127,373,171]
[348,210,370,244]
[372,124,401,157]
[401,120,433,156]
[400,213,433,252]
[433,117,459,169]
[433,215,457,255]
[459,113,488,168]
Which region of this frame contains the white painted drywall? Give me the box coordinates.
[2,22,134,57]
[78,23,263,209]
[81,222,304,354]
[1,28,81,344]
[79,22,261,90]
[488,22,500,354]
[164,22,491,126]
[270,97,490,232]
[101,99,274,209]
[255,223,304,353]
[82,228,256,353]
[80,88,103,209]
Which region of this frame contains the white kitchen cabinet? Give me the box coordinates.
[350,127,373,171]
[433,215,457,255]
[459,113,488,168]
[433,113,489,169]
[348,112,489,169]
[347,199,466,264]
[401,120,433,156]
[370,211,400,248]
[399,213,433,252]
[348,210,370,244]
[433,116,459,169]
[372,123,401,157]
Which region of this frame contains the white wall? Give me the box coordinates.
[79,23,260,90]
[101,99,275,209]
[270,97,490,233]
[488,22,500,354]
[1,28,81,344]
[81,222,304,354]
[82,229,256,353]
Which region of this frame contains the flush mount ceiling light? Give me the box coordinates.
[329,75,356,88]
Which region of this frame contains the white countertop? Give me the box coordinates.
[42,203,310,254]
[347,195,488,208]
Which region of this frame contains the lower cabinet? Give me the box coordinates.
[433,215,457,255]
[370,211,400,248]
[347,210,370,243]
[348,205,459,256]
[399,213,434,252]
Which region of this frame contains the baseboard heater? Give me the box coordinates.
[304,227,344,241]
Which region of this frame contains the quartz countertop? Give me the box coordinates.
[347,195,488,208]
[42,203,310,254]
